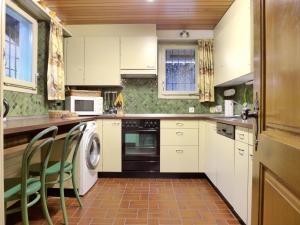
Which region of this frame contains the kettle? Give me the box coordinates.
[3,98,9,120]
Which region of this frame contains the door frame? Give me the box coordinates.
[0,0,5,224]
[252,0,264,224]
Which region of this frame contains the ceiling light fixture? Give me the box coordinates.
[147,0,155,2]
[180,30,190,38]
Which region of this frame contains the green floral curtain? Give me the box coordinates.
[47,20,65,100]
[198,40,214,102]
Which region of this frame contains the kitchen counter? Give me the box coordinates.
[97,114,254,129]
[4,113,254,136]
[4,116,96,135]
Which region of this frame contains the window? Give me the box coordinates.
[4,1,38,93]
[158,44,199,99]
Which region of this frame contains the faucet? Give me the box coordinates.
[241,92,259,120]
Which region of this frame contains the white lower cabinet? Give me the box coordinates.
[96,119,103,172]
[160,120,199,173]
[204,124,253,224]
[216,133,235,204]
[198,122,205,172]
[234,141,249,223]
[248,145,253,225]
[160,146,198,173]
[102,119,122,172]
[204,122,217,185]
[160,128,198,146]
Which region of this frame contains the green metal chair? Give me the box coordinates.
[29,122,87,225]
[4,126,58,225]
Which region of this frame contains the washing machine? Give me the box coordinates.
[79,121,101,195]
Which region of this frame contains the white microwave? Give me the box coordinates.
[66,96,103,116]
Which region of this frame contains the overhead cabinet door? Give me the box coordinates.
[214,0,252,86]
[65,37,85,85]
[121,36,157,74]
[85,37,121,86]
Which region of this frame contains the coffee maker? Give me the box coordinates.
[103,91,118,114]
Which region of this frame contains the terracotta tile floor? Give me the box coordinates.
[6,178,241,225]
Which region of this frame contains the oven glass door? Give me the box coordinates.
[123,130,159,160]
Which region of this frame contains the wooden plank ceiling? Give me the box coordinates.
[42,0,234,29]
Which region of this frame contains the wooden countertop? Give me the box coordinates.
[4,116,95,135]
[4,114,253,136]
[118,114,254,129]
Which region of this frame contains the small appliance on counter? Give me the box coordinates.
[3,98,9,121]
[103,91,118,114]
[224,100,234,117]
[65,89,103,116]
[66,95,103,116]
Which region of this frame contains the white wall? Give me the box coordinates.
[157,30,214,42]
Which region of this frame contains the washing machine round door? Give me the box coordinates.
[85,133,101,169]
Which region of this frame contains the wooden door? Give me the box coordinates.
[0,0,5,223]
[252,0,300,225]
[85,37,120,86]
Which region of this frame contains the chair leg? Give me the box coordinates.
[59,183,69,225]
[71,171,83,208]
[21,196,29,225]
[41,184,53,225]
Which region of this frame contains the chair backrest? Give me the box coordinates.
[21,126,58,196]
[60,122,87,176]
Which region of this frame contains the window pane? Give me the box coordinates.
[5,6,33,82]
[165,49,196,92]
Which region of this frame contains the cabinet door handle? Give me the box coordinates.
[176,122,184,126]
[176,150,184,153]
[176,132,184,136]
[238,148,245,156]
[239,134,245,140]
[112,122,120,126]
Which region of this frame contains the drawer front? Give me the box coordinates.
[235,126,249,144]
[160,146,198,173]
[249,129,254,146]
[160,128,198,146]
[235,141,249,160]
[161,120,199,129]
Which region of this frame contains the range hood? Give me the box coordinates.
[121,70,157,78]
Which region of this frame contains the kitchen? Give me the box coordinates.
[0,0,299,225]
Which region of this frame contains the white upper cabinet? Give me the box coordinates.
[85,37,120,86]
[120,36,157,75]
[214,0,252,86]
[65,37,85,85]
[65,37,121,86]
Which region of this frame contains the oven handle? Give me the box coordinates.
[124,129,159,132]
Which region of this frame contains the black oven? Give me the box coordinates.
[122,119,160,172]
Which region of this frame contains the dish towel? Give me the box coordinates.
[47,20,65,100]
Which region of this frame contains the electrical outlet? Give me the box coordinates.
[215,105,223,113]
[189,107,195,113]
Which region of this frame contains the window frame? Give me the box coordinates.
[158,43,199,99]
[4,0,38,94]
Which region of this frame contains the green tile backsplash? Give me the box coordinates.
[121,78,253,114]
[4,22,253,117]
[4,22,64,117]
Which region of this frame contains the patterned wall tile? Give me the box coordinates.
[121,78,253,114]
